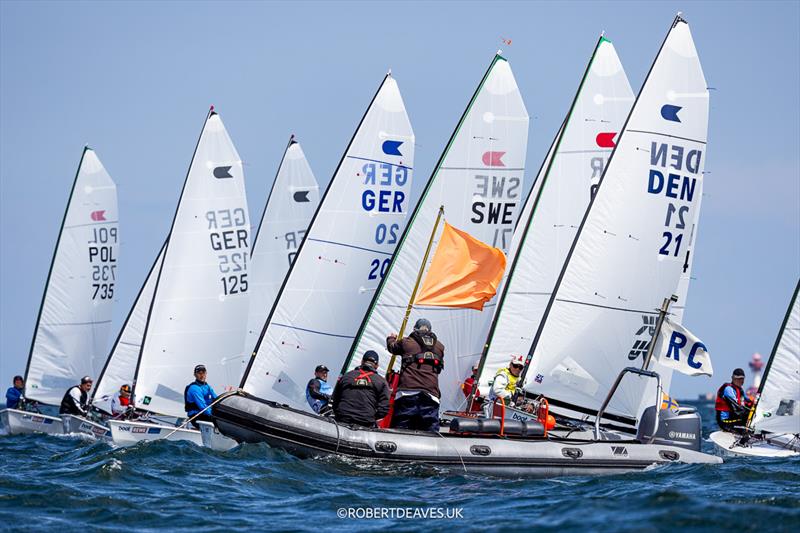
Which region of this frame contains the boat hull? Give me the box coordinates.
[0,408,63,435]
[214,392,721,478]
[60,414,112,441]
[198,421,238,451]
[108,419,202,446]
[709,430,799,458]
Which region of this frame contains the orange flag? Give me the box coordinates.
[415,222,506,311]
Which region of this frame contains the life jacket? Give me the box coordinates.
[305,377,334,413]
[119,395,130,407]
[461,376,477,398]
[491,367,518,401]
[406,330,442,374]
[59,385,87,414]
[715,382,744,413]
[353,368,375,388]
[184,381,210,414]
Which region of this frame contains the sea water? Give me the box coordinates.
[1,402,798,532]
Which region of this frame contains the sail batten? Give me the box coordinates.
[24,148,119,406]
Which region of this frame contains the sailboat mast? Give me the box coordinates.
[130,108,215,409]
[342,53,504,376]
[517,14,686,391]
[475,35,607,385]
[23,146,89,401]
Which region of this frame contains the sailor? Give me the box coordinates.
[306,365,333,415]
[715,368,753,432]
[5,375,23,409]
[110,384,132,416]
[184,364,217,428]
[59,376,93,416]
[332,351,390,427]
[488,355,524,406]
[386,318,445,432]
[461,363,479,399]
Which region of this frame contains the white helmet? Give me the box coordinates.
[510,354,524,367]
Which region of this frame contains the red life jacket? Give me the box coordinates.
[119,395,130,407]
[715,382,743,413]
[461,376,476,398]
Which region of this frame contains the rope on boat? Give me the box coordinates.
[162,389,238,440]
[434,430,467,473]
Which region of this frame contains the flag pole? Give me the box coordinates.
[641,295,678,371]
[386,205,445,378]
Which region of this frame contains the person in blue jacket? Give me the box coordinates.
[306,365,333,415]
[184,365,217,428]
[5,375,24,409]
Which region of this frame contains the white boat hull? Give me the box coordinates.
[108,419,202,446]
[198,420,238,451]
[709,430,799,458]
[0,408,63,435]
[60,414,112,441]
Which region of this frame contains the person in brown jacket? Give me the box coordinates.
[386,318,445,431]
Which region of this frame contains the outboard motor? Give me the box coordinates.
[637,405,702,451]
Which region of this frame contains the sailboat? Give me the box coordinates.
[61,241,166,440]
[108,109,252,446]
[210,19,721,476]
[345,52,529,414]
[1,147,119,435]
[199,135,320,450]
[232,72,414,411]
[475,36,634,409]
[710,280,800,457]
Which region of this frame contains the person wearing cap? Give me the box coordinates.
[332,351,390,427]
[306,365,333,415]
[461,363,480,399]
[386,317,445,432]
[59,376,93,416]
[5,375,24,409]
[715,368,754,432]
[184,365,217,428]
[110,384,132,416]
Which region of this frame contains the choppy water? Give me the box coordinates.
[1,402,798,532]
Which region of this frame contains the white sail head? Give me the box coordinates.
[92,241,166,415]
[242,138,320,369]
[133,112,251,418]
[348,56,529,413]
[479,38,634,396]
[521,18,709,424]
[242,75,415,410]
[25,148,119,405]
[752,281,800,435]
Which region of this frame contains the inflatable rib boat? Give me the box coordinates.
[212,392,720,478]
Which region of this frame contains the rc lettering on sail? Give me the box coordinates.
[207,206,250,295]
[646,142,701,263]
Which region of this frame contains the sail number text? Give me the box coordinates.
[471,174,520,251]
[362,161,410,281]
[207,208,249,295]
[89,227,118,300]
[646,142,701,263]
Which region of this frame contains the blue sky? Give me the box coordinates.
[1,1,798,399]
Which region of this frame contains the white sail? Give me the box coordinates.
[478,38,633,395]
[241,75,415,409]
[133,111,251,418]
[243,137,320,359]
[347,55,528,412]
[24,148,119,406]
[92,241,166,415]
[752,281,800,435]
[520,17,709,426]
